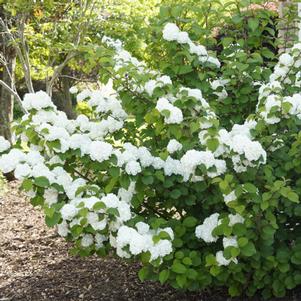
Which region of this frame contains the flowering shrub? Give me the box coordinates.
[2,22,301,299]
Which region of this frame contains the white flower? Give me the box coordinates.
[157,75,172,85]
[177,31,190,44]
[0,149,26,174]
[189,44,207,56]
[279,53,293,67]
[95,233,107,248]
[136,222,150,235]
[228,214,244,226]
[44,188,58,206]
[57,221,69,237]
[76,89,91,102]
[69,86,78,94]
[23,91,55,111]
[162,23,180,41]
[0,136,10,153]
[195,213,219,242]
[224,191,236,204]
[216,250,238,266]
[156,97,183,124]
[61,204,78,220]
[167,139,182,154]
[89,141,113,162]
[144,80,157,96]
[125,161,141,175]
[116,225,173,260]
[150,239,173,261]
[223,236,238,248]
[81,234,94,247]
[14,163,31,179]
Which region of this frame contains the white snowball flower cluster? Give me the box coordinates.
[0,136,10,153]
[69,86,78,94]
[144,75,172,96]
[210,79,229,100]
[180,150,226,180]
[178,87,210,110]
[77,89,92,102]
[199,120,266,173]
[89,141,113,162]
[216,250,238,266]
[223,236,238,248]
[61,203,78,220]
[228,213,245,227]
[44,188,59,206]
[156,97,183,124]
[196,214,243,266]
[223,191,236,205]
[56,191,134,248]
[195,213,220,242]
[162,23,221,68]
[215,236,239,266]
[116,223,173,260]
[256,44,301,126]
[167,139,182,154]
[102,36,145,73]
[23,91,55,111]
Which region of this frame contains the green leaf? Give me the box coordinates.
[176,274,187,288]
[21,179,33,191]
[105,177,118,194]
[171,262,186,274]
[240,242,256,257]
[243,183,257,194]
[183,216,197,228]
[182,257,192,266]
[109,167,120,178]
[170,189,181,199]
[159,269,170,284]
[207,138,219,152]
[45,212,61,227]
[248,18,259,32]
[106,207,120,217]
[287,191,299,203]
[93,201,106,211]
[142,175,154,185]
[138,267,149,281]
[229,285,240,297]
[34,176,50,188]
[186,268,198,280]
[119,174,130,189]
[238,237,248,247]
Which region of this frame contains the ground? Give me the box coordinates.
[0,182,301,301]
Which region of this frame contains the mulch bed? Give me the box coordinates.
[1,181,301,301]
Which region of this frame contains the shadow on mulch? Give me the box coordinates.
[0,254,216,301]
[2,254,301,301]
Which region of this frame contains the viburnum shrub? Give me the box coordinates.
[2,23,301,299]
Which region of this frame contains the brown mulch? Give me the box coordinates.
[0,181,301,301]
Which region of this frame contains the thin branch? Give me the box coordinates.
[0,16,34,93]
[0,80,27,114]
[18,15,34,92]
[46,52,76,95]
[58,74,98,83]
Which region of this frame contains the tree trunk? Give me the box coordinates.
[57,67,76,119]
[0,36,16,141]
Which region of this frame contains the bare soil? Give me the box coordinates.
[0,181,301,301]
